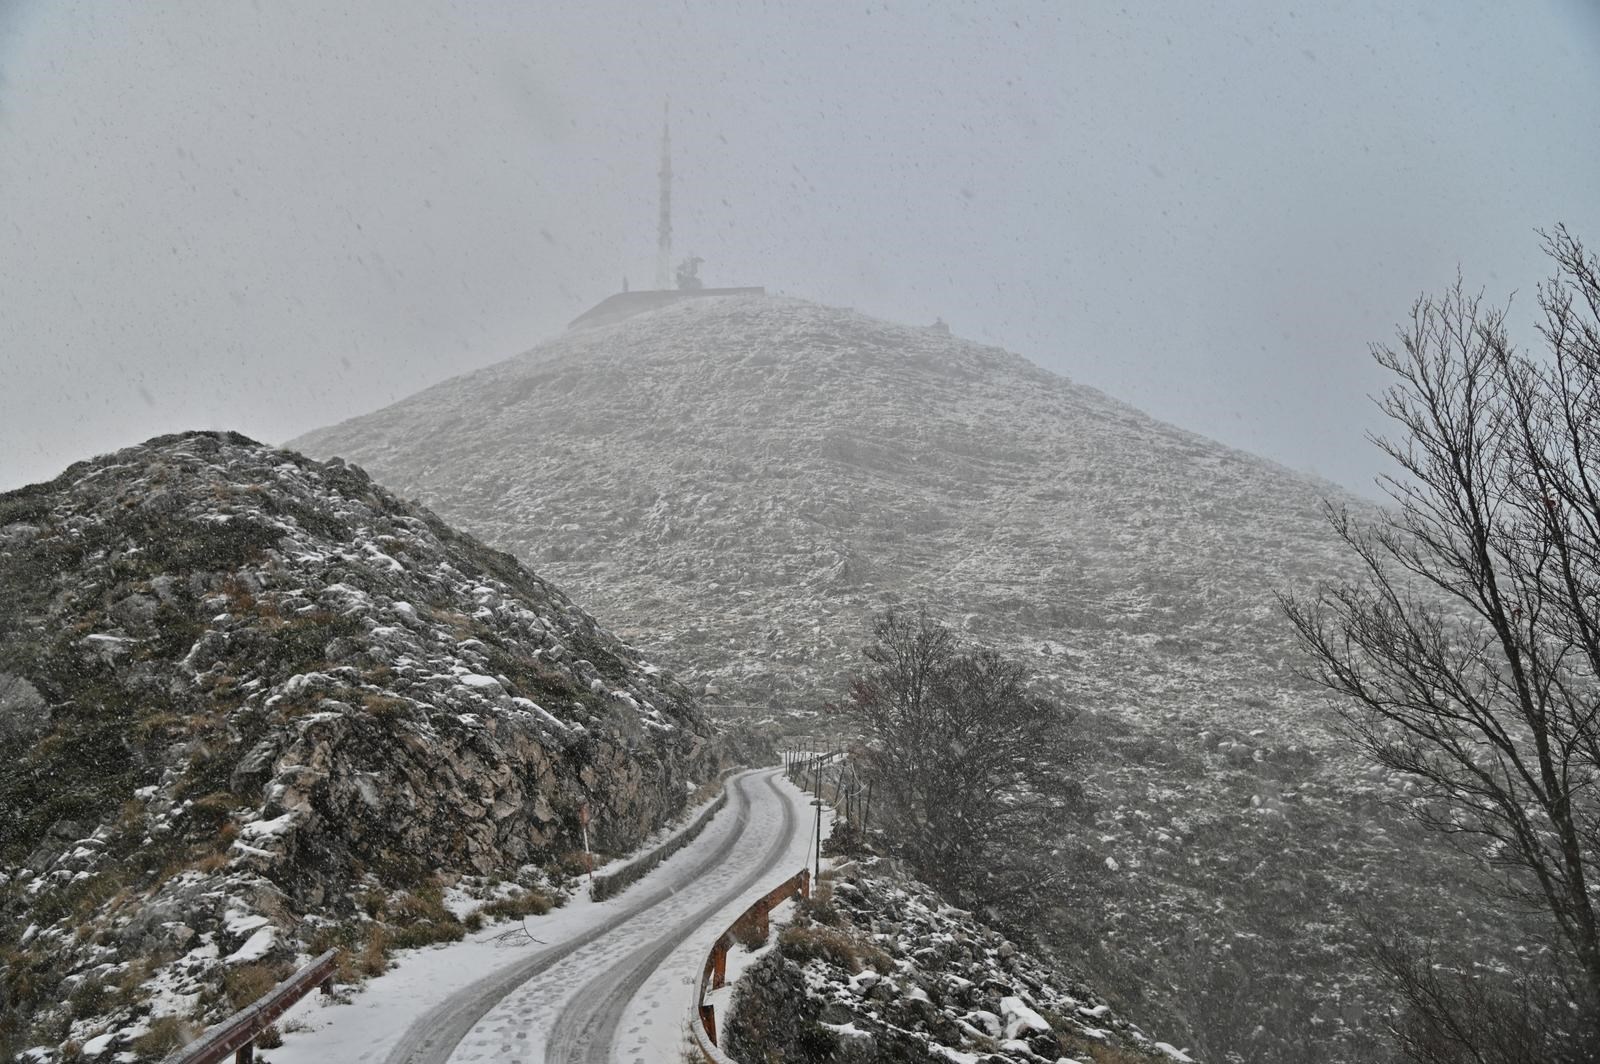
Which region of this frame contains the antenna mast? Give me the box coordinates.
[655,99,672,290]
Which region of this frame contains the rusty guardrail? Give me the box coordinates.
[690,867,810,1061]
[161,949,337,1064]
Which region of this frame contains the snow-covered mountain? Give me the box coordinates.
[288,295,1506,1062]
[292,295,1350,715]
[0,431,716,1060]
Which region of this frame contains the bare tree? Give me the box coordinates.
[831,609,1080,907]
[1370,934,1581,1064]
[1281,227,1600,1058]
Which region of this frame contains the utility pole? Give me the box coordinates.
[655,98,672,290]
[812,757,823,883]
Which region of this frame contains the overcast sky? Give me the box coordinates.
[3,1,1599,495]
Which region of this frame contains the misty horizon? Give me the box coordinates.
[3,2,1599,495]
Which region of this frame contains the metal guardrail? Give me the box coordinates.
[690,867,810,1061]
[161,949,338,1064]
[163,773,743,1063]
[591,779,734,902]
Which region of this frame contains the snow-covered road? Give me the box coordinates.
[271,767,816,1064]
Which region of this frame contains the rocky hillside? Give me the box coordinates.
[287,296,1519,1062]
[290,295,1352,714]
[727,859,1192,1064]
[0,431,715,1060]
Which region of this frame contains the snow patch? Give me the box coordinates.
[224,926,276,965]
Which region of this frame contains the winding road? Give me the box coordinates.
[541,771,798,1064]
[276,767,812,1064]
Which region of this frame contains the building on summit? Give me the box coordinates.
[570,101,763,331]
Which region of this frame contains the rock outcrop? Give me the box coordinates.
[0,431,715,1060]
[727,860,1191,1064]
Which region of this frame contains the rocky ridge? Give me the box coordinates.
[0,431,715,1060]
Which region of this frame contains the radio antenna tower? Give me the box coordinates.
[655,99,672,290]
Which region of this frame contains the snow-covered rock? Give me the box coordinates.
[726,860,1184,1064]
[0,430,718,1060]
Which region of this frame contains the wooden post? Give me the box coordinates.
[700,1003,718,1046]
[235,1045,253,1064]
[711,935,729,989]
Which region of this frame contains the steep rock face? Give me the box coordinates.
[0,431,713,1057]
[285,298,1508,1063]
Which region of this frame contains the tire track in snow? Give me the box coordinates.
[542,770,801,1064]
[382,770,766,1064]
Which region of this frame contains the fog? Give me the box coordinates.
[3,1,1598,494]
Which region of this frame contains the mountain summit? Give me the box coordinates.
[291,295,1349,710]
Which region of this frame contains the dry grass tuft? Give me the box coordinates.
[777,924,891,974]
[357,924,390,977]
[361,691,411,718]
[222,963,286,1010]
[479,889,554,922]
[132,1015,194,1055]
